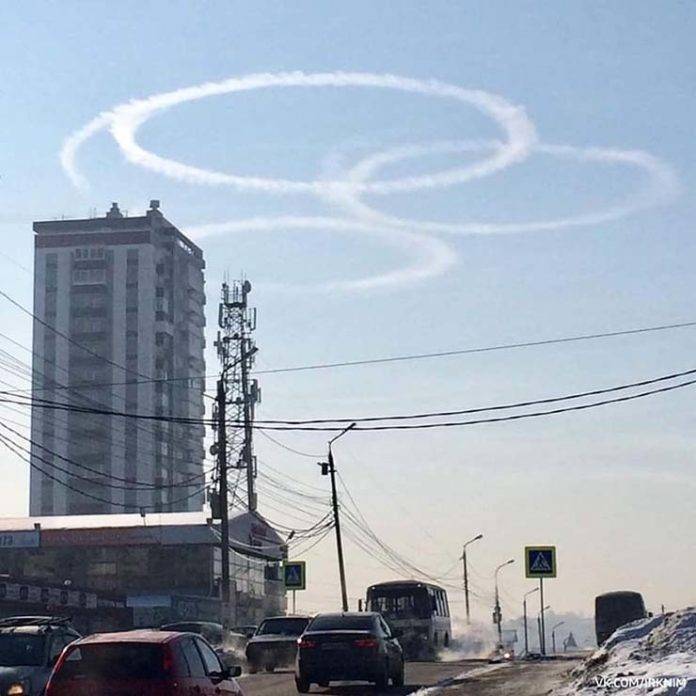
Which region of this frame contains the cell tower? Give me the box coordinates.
[214,280,260,513]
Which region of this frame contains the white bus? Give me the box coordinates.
[366,580,452,659]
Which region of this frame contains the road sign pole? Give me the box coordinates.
[523,598,528,655]
[539,578,546,656]
[292,590,296,615]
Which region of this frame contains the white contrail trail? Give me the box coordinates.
[58,71,679,292]
[185,216,458,292]
[330,140,681,235]
[61,71,537,195]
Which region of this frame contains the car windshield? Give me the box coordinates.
[309,616,375,631]
[0,635,45,667]
[55,644,165,680]
[256,618,309,637]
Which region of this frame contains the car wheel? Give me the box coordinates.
[248,663,258,674]
[265,664,275,673]
[392,659,405,687]
[295,676,311,693]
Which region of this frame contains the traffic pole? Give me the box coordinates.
[539,578,546,656]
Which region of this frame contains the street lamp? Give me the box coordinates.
[493,559,515,647]
[319,422,357,612]
[462,534,483,624]
[551,621,565,655]
[523,587,539,656]
[537,605,550,654]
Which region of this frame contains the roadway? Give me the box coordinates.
[238,658,579,695]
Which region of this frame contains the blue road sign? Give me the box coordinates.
[283,561,306,590]
[525,546,557,578]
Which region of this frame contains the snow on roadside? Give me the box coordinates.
[408,663,508,695]
[553,607,696,695]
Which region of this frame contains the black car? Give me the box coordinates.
[0,616,81,696]
[245,616,311,673]
[160,620,247,668]
[295,612,404,692]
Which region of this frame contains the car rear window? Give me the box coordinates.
[308,616,375,631]
[56,643,166,680]
[256,618,309,636]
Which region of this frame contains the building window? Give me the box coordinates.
[72,268,105,285]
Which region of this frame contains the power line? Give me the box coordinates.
[251,365,696,425]
[247,374,696,431]
[254,320,696,375]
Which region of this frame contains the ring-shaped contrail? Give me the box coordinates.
[329,140,680,235]
[185,216,458,292]
[62,71,537,195]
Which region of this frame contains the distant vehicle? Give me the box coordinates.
[245,616,311,674]
[161,621,246,667]
[45,629,244,696]
[595,591,648,645]
[295,612,404,693]
[487,645,514,663]
[0,616,80,696]
[366,580,452,659]
[232,625,258,641]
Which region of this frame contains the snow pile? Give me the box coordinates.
[554,607,696,695]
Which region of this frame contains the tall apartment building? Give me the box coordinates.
[29,201,207,516]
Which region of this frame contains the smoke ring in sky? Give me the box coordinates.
[62,71,537,195]
[59,72,678,292]
[331,140,680,235]
[185,216,458,292]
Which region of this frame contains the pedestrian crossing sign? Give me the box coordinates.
[283,561,306,590]
[525,546,557,578]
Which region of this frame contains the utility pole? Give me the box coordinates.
[319,423,356,612]
[215,377,230,625]
[551,621,564,655]
[462,534,483,624]
[493,559,514,648]
[523,587,539,656]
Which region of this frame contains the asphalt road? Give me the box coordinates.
[237,658,576,695]
[237,659,482,695]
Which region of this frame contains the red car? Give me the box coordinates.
[45,629,244,696]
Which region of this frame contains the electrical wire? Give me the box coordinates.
[247,374,696,431]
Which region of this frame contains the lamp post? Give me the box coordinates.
[551,621,565,655]
[493,559,515,647]
[462,534,483,624]
[537,605,550,654]
[523,587,539,656]
[319,423,356,612]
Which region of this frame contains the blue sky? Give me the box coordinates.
[1,1,695,622]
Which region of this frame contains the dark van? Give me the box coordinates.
[595,591,648,645]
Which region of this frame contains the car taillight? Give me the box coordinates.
[162,645,174,675]
[298,638,316,649]
[45,646,72,696]
[354,638,379,649]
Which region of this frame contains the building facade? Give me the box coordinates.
[0,511,286,629]
[29,201,206,515]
